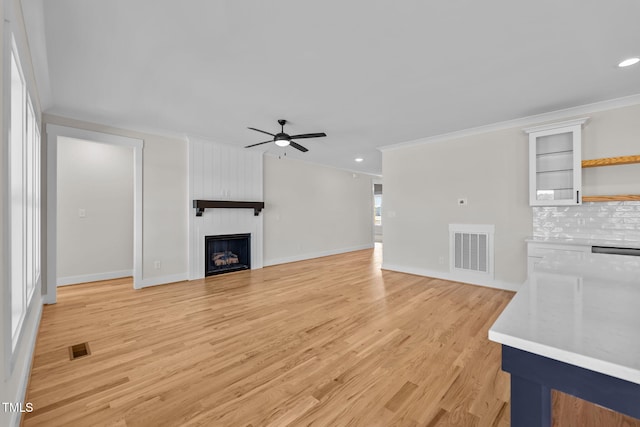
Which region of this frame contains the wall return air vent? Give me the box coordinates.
[449,224,495,280]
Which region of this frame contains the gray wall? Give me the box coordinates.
[264,156,375,265]
[383,127,531,288]
[56,137,133,283]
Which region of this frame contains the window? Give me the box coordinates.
[8,42,41,352]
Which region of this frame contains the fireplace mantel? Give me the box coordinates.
[193,200,265,217]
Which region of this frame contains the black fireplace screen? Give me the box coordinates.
[205,233,251,276]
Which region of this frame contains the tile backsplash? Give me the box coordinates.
[533,201,640,242]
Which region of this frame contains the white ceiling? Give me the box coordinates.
[24,0,640,175]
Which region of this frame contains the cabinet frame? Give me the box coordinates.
[525,118,588,206]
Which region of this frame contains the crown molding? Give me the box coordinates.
[379,93,640,152]
[523,117,589,134]
[42,111,191,143]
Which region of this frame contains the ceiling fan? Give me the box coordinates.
[244,119,326,152]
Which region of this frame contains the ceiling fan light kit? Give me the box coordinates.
[274,134,290,147]
[618,57,640,67]
[245,119,326,152]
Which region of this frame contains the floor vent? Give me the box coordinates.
[68,342,91,360]
[449,224,495,278]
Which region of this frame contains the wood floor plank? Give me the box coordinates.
[23,245,640,426]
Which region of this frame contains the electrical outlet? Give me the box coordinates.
[457,198,468,206]
[577,218,586,226]
[154,261,161,269]
[78,208,86,218]
[438,256,445,265]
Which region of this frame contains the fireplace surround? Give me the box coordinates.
[205,233,251,276]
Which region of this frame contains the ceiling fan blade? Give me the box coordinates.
[248,127,275,137]
[289,141,309,152]
[288,132,326,139]
[244,139,273,148]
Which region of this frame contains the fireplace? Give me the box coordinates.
[205,233,251,276]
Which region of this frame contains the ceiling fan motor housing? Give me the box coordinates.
[275,133,290,142]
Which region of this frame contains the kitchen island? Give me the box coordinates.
[489,252,640,426]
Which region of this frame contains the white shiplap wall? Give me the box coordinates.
[188,137,264,279]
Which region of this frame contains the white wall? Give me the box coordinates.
[382,102,640,291]
[43,114,188,287]
[56,137,133,284]
[263,156,374,265]
[188,138,263,279]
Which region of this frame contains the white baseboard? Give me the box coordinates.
[136,273,189,289]
[7,297,43,427]
[263,243,375,267]
[381,263,521,292]
[57,270,133,286]
[42,293,55,305]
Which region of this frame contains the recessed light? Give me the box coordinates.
[354,158,364,162]
[618,57,640,68]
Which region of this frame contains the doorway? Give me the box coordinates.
[46,125,143,304]
[373,181,383,243]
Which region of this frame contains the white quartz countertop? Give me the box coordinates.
[526,236,640,249]
[489,252,640,384]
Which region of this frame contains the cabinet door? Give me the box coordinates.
[527,256,543,277]
[527,120,585,206]
[526,242,591,277]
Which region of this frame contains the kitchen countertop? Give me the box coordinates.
[526,236,640,249]
[489,252,640,384]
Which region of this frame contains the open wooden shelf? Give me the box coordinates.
[581,155,640,168]
[193,200,264,217]
[580,154,640,202]
[582,195,640,202]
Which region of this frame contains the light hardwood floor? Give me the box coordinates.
[24,246,640,426]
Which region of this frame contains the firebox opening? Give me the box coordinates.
[205,233,251,276]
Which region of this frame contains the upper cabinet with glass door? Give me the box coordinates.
[524,118,588,206]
